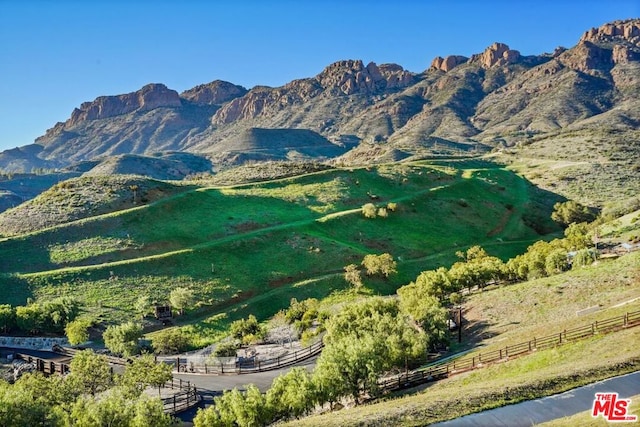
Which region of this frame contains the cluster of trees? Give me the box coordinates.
[0,297,81,336]
[194,296,448,426]
[361,202,397,219]
[0,350,174,426]
[398,222,596,307]
[344,252,398,290]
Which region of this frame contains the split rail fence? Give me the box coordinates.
[160,378,200,414]
[379,309,640,393]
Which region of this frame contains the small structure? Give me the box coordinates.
[154,305,173,325]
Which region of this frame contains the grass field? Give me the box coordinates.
[0,160,562,344]
[284,251,640,426]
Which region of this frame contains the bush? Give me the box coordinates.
[362,203,377,218]
[213,341,240,357]
[151,329,190,355]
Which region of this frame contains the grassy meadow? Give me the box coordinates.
[0,160,562,344]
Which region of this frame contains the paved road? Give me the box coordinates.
[432,371,640,427]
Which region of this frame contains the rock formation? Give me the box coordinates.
[180,80,247,105]
[469,43,521,68]
[67,83,182,126]
[430,55,468,72]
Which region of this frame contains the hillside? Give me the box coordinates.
[0,161,561,338]
[284,251,640,426]
[0,20,638,207]
[0,175,193,236]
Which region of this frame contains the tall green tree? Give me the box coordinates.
[169,287,195,316]
[314,298,426,404]
[68,349,113,396]
[103,321,143,357]
[0,304,15,333]
[120,354,173,396]
[266,367,316,421]
[65,318,92,346]
[361,253,397,278]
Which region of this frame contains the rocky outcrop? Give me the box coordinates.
[67,84,182,126]
[212,60,415,124]
[612,44,640,64]
[470,43,521,68]
[430,55,468,72]
[581,19,640,44]
[316,60,414,95]
[180,80,247,105]
[558,40,614,72]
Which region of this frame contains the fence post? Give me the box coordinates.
[205,363,208,374]
[591,323,595,335]
[173,395,176,413]
[472,357,475,368]
[499,349,502,359]
[559,332,562,344]
[624,313,628,326]
[179,379,183,389]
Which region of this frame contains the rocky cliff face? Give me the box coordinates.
[211,60,415,124]
[180,80,248,105]
[67,83,182,127]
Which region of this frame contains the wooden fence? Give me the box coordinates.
[12,353,71,376]
[172,338,324,374]
[159,378,200,414]
[378,309,640,393]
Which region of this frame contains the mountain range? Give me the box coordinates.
[0,19,639,202]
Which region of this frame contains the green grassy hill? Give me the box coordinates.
[0,160,562,343]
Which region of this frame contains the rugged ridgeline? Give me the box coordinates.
[1,19,639,190]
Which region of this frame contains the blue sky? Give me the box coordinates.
[0,0,638,153]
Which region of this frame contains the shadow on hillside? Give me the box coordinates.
[0,273,34,306]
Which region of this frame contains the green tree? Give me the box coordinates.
[230,315,266,345]
[361,203,377,218]
[361,253,397,278]
[0,304,15,333]
[66,387,172,427]
[169,287,195,316]
[572,249,597,269]
[68,349,113,396]
[563,222,592,250]
[266,367,316,421]
[0,380,57,426]
[15,303,45,335]
[103,321,143,357]
[343,264,363,290]
[119,354,173,396]
[65,317,92,346]
[545,248,569,275]
[195,386,270,427]
[397,286,449,349]
[551,200,596,226]
[315,298,426,404]
[134,295,152,320]
[151,328,190,355]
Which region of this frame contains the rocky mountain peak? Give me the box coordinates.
[470,42,521,68]
[66,83,181,127]
[180,80,248,105]
[580,19,640,45]
[430,55,469,72]
[316,59,414,94]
